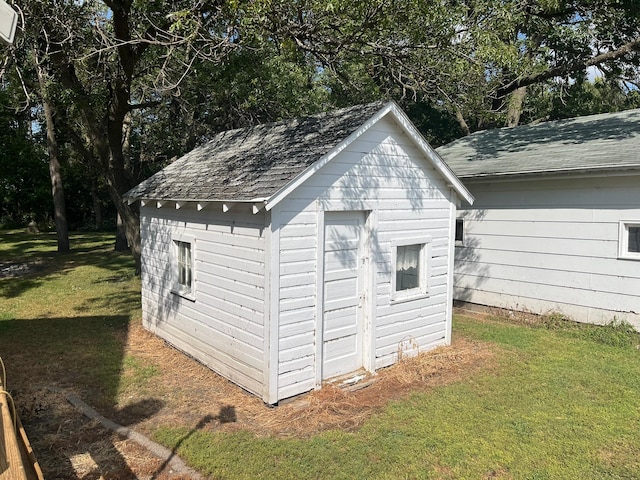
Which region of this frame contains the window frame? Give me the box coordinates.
[171,233,196,300]
[390,237,432,303]
[618,221,640,260]
[455,218,465,247]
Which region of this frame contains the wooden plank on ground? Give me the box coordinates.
[0,390,27,480]
[0,375,42,480]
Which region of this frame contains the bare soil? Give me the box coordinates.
[14,321,496,479]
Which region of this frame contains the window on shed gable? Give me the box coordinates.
[618,221,640,260]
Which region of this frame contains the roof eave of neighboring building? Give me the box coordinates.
[264,100,475,210]
[458,164,640,182]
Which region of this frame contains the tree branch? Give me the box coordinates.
[496,37,640,98]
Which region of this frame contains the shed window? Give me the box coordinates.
[177,241,192,290]
[618,222,640,260]
[172,235,196,300]
[391,239,431,301]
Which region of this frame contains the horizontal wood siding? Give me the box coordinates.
[455,174,640,327]
[276,212,317,398]
[275,116,455,398]
[140,204,267,396]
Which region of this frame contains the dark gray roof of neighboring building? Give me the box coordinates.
[436,108,640,179]
[124,101,387,202]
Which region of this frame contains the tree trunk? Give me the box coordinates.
[506,86,527,127]
[36,57,69,253]
[91,181,103,230]
[115,212,128,252]
[455,108,471,136]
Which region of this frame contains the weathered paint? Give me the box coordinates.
[454,174,640,329]
[139,112,464,403]
[141,204,267,396]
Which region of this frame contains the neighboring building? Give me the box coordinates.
[437,109,640,328]
[125,101,473,404]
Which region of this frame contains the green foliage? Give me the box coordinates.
[534,312,640,348]
[0,92,50,226]
[2,0,640,236]
[522,77,640,124]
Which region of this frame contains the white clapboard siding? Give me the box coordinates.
[455,174,640,327]
[140,206,267,396]
[274,115,456,399]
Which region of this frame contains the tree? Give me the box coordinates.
[249,0,640,130]
[4,0,640,271]
[0,90,50,226]
[35,49,69,251]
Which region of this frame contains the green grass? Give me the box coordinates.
[0,229,144,406]
[154,316,640,479]
[3,230,640,479]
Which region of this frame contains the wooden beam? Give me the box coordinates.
[197,203,205,211]
[140,199,147,207]
[175,202,183,210]
[252,203,265,215]
[222,203,236,213]
[156,201,164,209]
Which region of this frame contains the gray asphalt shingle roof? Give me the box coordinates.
[124,101,387,202]
[436,108,640,179]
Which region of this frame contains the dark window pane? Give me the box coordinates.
[396,244,421,291]
[629,226,640,253]
[455,219,464,243]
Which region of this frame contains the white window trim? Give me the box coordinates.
[390,237,432,303]
[171,233,196,300]
[618,221,640,260]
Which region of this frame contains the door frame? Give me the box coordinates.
[315,209,374,387]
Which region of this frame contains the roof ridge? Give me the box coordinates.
[206,100,389,141]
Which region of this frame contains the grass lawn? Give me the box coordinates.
[2,230,640,479]
[155,316,640,479]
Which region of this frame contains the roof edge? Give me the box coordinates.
[387,102,474,205]
[265,100,474,210]
[459,164,640,181]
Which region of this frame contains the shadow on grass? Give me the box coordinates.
[0,230,136,299]
[0,315,164,478]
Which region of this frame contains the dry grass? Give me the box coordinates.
[13,320,495,478]
[113,322,496,439]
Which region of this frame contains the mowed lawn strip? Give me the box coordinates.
[0,230,142,407]
[154,316,640,480]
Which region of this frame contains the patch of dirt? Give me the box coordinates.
[0,261,44,278]
[13,322,496,478]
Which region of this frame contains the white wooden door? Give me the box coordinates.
[322,211,365,379]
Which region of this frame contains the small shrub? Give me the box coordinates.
[538,313,640,348]
[582,318,640,348]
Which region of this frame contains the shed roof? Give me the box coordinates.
[436,108,640,179]
[125,100,473,206]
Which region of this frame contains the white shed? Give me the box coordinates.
[125,101,473,404]
[437,109,640,329]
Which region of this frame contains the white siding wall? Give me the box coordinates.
[140,203,267,396]
[274,116,456,399]
[455,174,640,328]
